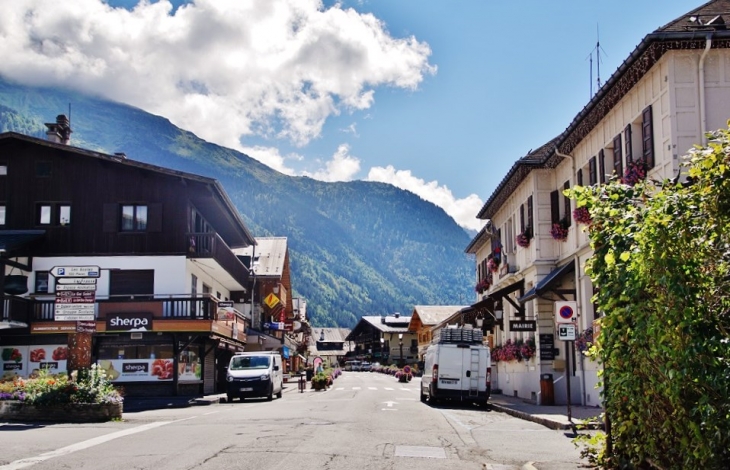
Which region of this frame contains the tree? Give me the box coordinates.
[569,125,730,469]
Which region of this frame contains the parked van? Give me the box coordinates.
[344,360,361,371]
[226,351,283,402]
[421,327,491,407]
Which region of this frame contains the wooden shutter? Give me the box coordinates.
[577,168,583,186]
[642,105,654,169]
[527,196,533,229]
[613,134,623,177]
[550,190,560,224]
[625,124,633,164]
[563,181,571,227]
[103,203,118,233]
[599,150,606,184]
[519,204,525,232]
[589,157,597,185]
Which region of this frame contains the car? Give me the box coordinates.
[344,360,361,371]
[360,361,371,372]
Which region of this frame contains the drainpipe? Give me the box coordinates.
[698,34,712,145]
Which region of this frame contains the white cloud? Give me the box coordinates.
[0,0,435,149]
[367,165,485,232]
[302,143,361,182]
[238,145,298,176]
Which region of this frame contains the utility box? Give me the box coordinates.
[540,373,554,406]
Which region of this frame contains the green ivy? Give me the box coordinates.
[568,125,730,469]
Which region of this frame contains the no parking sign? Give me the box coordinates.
[554,301,577,324]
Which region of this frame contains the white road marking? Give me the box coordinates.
[352,387,361,390]
[335,387,344,390]
[368,387,377,390]
[384,387,394,390]
[0,419,183,470]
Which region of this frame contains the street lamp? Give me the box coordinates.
[398,333,404,367]
[380,337,385,363]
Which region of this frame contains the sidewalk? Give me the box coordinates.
[489,393,604,431]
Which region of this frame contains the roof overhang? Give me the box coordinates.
[518,260,576,303]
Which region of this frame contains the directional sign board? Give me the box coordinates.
[50,266,100,278]
[57,278,98,285]
[558,324,577,341]
[54,304,95,321]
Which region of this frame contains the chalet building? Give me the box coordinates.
[234,237,308,373]
[467,0,730,406]
[308,328,352,368]
[345,313,417,366]
[0,117,263,397]
[407,305,468,361]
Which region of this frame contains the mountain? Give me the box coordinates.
[0,76,475,328]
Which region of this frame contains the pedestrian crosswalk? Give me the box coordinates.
[303,386,417,393]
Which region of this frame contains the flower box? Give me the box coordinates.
[0,401,122,422]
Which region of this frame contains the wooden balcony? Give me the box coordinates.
[1,296,32,325]
[187,232,251,284]
[26,295,247,323]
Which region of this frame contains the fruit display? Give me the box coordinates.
[52,347,68,361]
[151,359,173,380]
[29,348,46,363]
[1,348,22,363]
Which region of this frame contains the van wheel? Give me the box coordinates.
[420,389,427,403]
[276,383,283,399]
[226,394,234,403]
[267,385,273,401]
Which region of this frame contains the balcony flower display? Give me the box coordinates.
[491,337,536,363]
[475,279,489,293]
[487,258,498,273]
[575,327,594,353]
[515,226,533,248]
[572,206,592,225]
[550,218,569,241]
[622,160,647,186]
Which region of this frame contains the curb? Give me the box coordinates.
[490,403,604,431]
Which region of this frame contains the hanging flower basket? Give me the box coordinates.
[487,258,498,273]
[515,226,533,248]
[622,160,647,186]
[572,206,592,225]
[550,219,569,241]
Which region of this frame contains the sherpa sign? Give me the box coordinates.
[106,312,153,332]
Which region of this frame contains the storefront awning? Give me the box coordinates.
[485,279,524,315]
[518,259,576,303]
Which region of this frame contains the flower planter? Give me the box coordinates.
[0,401,122,422]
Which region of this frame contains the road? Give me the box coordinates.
[0,372,585,469]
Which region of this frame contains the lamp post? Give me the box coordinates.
[380,337,385,364]
[398,333,404,367]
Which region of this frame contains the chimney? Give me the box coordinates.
[45,115,72,145]
[394,312,400,318]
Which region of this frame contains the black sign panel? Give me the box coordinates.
[106,312,153,332]
[509,320,536,332]
[539,334,555,360]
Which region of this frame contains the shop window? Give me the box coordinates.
[35,271,49,294]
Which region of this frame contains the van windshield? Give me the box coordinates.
[230,356,271,370]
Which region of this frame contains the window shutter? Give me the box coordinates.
[625,124,633,164]
[527,196,533,229]
[147,203,163,232]
[103,204,118,233]
[599,149,606,184]
[613,134,623,177]
[563,181,571,227]
[520,204,525,232]
[550,190,560,224]
[589,157,597,185]
[577,168,583,186]
[642,105,654,169]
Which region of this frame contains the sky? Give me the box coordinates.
[0,0,704,231]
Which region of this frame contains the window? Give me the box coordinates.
[625,124,633,164]
[35,271,49,294]
[527,196,533,230]
[0,164,6,176]
[121,205,147,231]
[58,205,71,225]
[0,205,5,225]
[191,274,198,297]
[519,204,525,232]
[37,204,52,225]
[550,190,560,224]
[577,169,583,186]
[109,270,154,297]
[613,134,623,177]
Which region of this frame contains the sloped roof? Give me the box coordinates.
[410,306,468,327]
[362,315,412,333]
[475,0,730,222]
[233,237,287,278]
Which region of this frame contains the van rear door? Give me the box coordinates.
[436,345,464,391]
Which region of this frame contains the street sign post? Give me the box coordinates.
[50,266,101,278]
[558,324,577,341]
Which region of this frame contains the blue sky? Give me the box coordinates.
[0,0,704,230]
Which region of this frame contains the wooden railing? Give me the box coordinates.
[1,296,31,324]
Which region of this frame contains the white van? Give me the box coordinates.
[420,327,491,407]
[226,351,283,402]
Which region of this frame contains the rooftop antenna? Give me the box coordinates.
[586,24,607,98]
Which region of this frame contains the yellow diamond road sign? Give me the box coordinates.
[264,293,280,309]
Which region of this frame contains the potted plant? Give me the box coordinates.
[550,218,569,241]
[515,226,533,248]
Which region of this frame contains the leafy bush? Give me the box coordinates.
[0,365,123,406]
[568,126,730,469]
